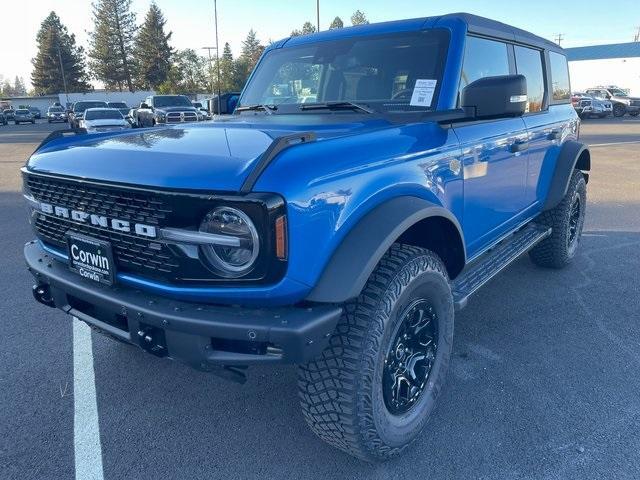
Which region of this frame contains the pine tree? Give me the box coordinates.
[291,21,317,37]
[14,77,27,96]
[31,11,91,94]
[217,43,236,92]
[351,10,369,25]
[234,30,264,89]
[329,16,344,29]
[88,0,137,91]
[240,29,264,69]
[134,2,173,90]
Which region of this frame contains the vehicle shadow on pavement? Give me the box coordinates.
[90,228,640,480]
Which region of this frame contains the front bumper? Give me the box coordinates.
[25,241,342,371]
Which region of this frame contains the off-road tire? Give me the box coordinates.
[298,244,454,461]
[529,169,586,268]
[613,103,626,117]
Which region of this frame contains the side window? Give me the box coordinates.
[514,46,545,113]
[549,51,571,102]
[459,36,510,100]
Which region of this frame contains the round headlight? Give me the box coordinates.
[199,207,259,277]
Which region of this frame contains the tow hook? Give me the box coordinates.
[136,324,168,357]
[32,284,55,308]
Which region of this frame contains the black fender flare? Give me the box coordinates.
[543,140,590,211]
[306,196,466,303]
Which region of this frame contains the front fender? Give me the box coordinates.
[254,121,464,296]
[307,196,465,303]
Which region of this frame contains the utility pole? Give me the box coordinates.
[316,0,320,32]
[554,33,564,46]
[214,0,221,116]
[56,40,69,107]
[202,46,217,100]
[634,26,640,42]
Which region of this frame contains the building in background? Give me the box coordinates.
[0,91,155,111]
[566,42,640,95]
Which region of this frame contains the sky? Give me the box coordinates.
[1,0,639,89]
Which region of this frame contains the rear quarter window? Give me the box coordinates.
[514,46,545,113]
[549,51,571,102]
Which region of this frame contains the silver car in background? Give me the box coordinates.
[14,109,35,125]
[571,92,612,119]
[47,106,68,123]
[79,108,131,133]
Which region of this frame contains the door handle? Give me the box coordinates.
[509,140,529,153]
[547,130,561,140]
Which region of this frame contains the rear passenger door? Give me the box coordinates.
[453,36,529,257]
[513,44,556,207]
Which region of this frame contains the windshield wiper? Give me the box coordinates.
[235,104,278,115]
[299,101,374,114]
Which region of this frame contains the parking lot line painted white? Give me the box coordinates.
[73,319,105,480]
[588,140,640,148]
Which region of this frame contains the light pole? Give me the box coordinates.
[316,0,320,32]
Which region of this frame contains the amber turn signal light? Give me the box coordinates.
[275,215,287,260]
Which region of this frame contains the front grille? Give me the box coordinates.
[26,174,183,279]
[166,111,198,123]
[24,172,286,286]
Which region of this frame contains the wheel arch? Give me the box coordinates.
[306,196,466,303]
[543,140,590,211]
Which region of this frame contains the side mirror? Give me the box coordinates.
[140,103,149,109]
[461,74,527,119]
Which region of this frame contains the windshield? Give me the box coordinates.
[49,107,64,112]
[84,109,123,120]
[154,96,192,108]
[240,30,449,114]
[610,89,627,96]
[108,102,128,108]
[16,109,29,114]
[75,101,108,112]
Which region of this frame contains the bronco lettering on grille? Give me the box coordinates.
[38,202,157,238]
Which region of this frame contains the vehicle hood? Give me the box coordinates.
[83,118,129,127]
[26,115,396,191]
[155,106,198,113]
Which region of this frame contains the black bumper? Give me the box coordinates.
[25,241,342,370]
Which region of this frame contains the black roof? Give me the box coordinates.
[440,13,563,52]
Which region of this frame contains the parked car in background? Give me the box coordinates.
[3,109,15,121]
[191,101,211,120]
[13,109,35,124]
[571,92,612,118]
[135,95,199,127]
[46,105,68,123]
[28,107,42,119]
[125,107,138,127]
[69,100,109,128]
[79,108,131,133]
[0,111,6,126]
[585,86,640,117]
[107,101,130,117]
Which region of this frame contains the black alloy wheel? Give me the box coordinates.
[383,299,438,415]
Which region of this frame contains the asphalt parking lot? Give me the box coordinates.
[1,117,639,480]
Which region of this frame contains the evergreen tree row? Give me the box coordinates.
[29,4,369,95]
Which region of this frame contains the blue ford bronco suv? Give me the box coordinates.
[23,13,589,461]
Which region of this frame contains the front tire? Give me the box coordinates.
[613,103,626,117]
[529,169,586,268]
[298,245,454,461]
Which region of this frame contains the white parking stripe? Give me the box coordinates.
[73,319,105,480]
[588,140,640,148]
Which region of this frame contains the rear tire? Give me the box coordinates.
[529,169,586,268]
[298,244,454,461]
